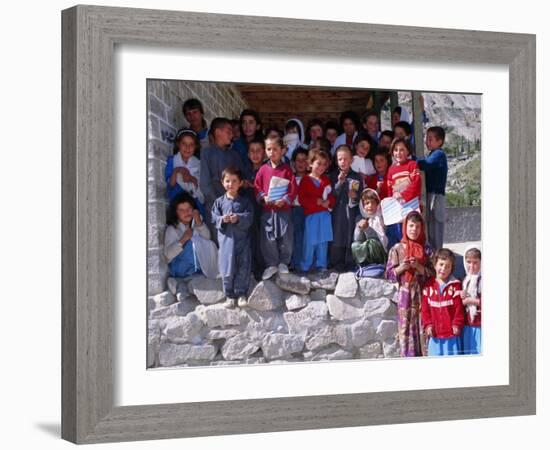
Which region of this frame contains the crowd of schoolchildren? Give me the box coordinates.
[161,97,482,358]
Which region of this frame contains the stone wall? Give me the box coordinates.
[444,206,481,243]
[147,80,248,295]
[148,271,400,367]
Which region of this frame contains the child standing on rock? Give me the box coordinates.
[298,149,336,274]
[385,211,433,357]
[460,245,482,354]
[212,167,254,308]
[421,248,465,356]
[254,136,298,280]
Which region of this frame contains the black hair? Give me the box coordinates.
[380,129,395,140]
[353,132,376,155]
[339,110,360,132]
[264,126,284,139]
[239,109,263,138]
[166,192,197,227]
[172,128,200,155]
[392,106,402,116]
[313,136,332,154]
[427,126,446,143]
[394,121,412,136]
[324,120,341,135]
[371,146,392,168]
[208,117,232,137]
[291,146,309,162]
[221,166,244,182]
[362,109,379,124]
[248,137,266,149]
[306,118,325,144]
[182,98,204,115]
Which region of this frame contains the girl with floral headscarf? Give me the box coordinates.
[385,211,434,357]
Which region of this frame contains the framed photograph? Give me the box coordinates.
[62,5,535,444]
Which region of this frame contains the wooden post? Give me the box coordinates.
[412,91,427,219]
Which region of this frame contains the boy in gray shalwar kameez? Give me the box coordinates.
[212,167,254,308]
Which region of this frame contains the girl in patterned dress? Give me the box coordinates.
[385,211,434,357]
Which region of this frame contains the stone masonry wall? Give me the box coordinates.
[147,80,248,295]
[148,271,400,367]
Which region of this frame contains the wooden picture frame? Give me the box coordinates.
[61,5,536,444]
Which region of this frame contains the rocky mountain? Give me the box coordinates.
[382,92,482,206]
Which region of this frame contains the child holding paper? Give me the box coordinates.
[421,248,465,356]
[329,145,363,271]
[385,211,434,357]
[298,149,336,274]
[385,138,422,249]
[254,136,298,280]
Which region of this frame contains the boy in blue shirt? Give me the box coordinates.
[417,126,448,250]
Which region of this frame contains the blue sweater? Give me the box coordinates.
[417,148,448,195]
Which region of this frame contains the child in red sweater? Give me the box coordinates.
[422,248,465,356]
[254,136,298,280]
[298,149,336,273]
[385,138,422,249]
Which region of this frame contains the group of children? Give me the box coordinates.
[161,99,481,357]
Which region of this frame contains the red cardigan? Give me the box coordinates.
[421,277,465,339]
[254,161,297,212]
[386,160,421,202]
[298,174,336,215]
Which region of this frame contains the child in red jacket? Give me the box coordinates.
[298,149,336,273]
[422,248,465,356]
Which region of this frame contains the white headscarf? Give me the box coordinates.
[359,188,388,250]
[462,244,482,322]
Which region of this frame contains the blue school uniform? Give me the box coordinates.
[427,336,461,356]
[462,326,481,354]
[211,193,253,298]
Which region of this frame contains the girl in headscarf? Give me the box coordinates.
[385,211,434,357]
[352,188,388,269]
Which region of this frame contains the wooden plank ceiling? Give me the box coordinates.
[235,83,381,131]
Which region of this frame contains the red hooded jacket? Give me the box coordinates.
[421,277,465,339]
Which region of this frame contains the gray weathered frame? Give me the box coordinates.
[62,5,536,444]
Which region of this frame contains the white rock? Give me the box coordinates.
[247,280,285,311]
[221,333,261,360]
[159,343,217,366]
[358,278,397,300]
[376,320,398,341]
[310,289,327,302]
[198,304,241,328]
[305,345,354,361]
[151,291,177,310]
[383,339,401,358]
[149,303,179,320]
[283,301,329,334]
[261,333,305,360]
[326,294,365,321]
[206,329,241,340]
[188,275,225,305]
[334,272,358,298]
[148,320,161,368]
[162,312,203,343]
[350,319,376,347]
[358,342,383,359]
[305,324,351,351]
[364,298,393,319]
[167,277,186,296]
[308,271,339,290]
[285,294,311,311]
[175,297,200,317]
[275,273,311,295]
[242,309,288,336]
